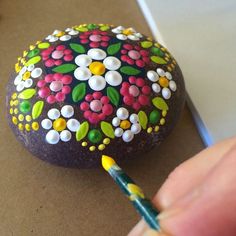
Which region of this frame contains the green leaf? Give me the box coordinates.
[52,64,77,73]
[107,42,121,55]
[151,56,167,64]
[138,111,148,130]
[151,47,165,57]
[18,89,36,99]
[141,41,153,48]
[25,56,41,66]
[70,43,86,53]
[120,66,141,75]
[152,97,169,110]
[76,121,89,141]
[101,121,115,139]
[106,87,120,106]
[72,83,86,102]
[100,25,110,31]
[32,101,44,119]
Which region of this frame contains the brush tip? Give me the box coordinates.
[101,155,116,171]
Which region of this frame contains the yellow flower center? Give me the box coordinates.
[55,31,65,37]
[120,120,131,130]
[159,77,169,87]
[89,62,105,75]
[122,28,133,35]
[53,118,67,131]
[23,71,31,81]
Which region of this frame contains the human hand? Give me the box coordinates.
[128,137,236,236]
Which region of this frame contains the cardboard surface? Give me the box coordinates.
[0,0,204,235]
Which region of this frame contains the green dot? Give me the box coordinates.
[149,110,160,125]
[151,47,165,57]
[19,101,31,114]
[27,49,40,58]
[87,24,97,30]
[88,129,102,144]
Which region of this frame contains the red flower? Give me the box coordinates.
[120,76,151,110]
[37,73,72,104]
[79,30,110,48]
[121,44,150,68]
[80,92,113,124]
[41,45,74,67]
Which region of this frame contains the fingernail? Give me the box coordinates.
[157,189,200,220]
[142,228,170,236]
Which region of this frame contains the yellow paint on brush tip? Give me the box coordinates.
[101,155,116,171]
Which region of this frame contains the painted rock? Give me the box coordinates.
[6,24,185,168]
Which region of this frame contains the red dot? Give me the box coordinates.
[101,36,110,41]
[55,92,65,102]
[56,45,66,51]
[85,94,93,102]
[102,104,113,116]
[133,102,141,111]
[80,39,89,44]
[121,55,129,62]
[64,49,72,55]
[138,95,149,105]
[79,34,88,39]
[45,59,55,67]
[61,75,72,84]
[134,45,141,50]
[136,60,145,68]
[55,60,62,66]
[38,87,50,98]
[53,73,63,80]
[93,92,102,99]
[127,58,135,65]
[98,113,106,120]
[80,102,89,111]
[100,42,108,47]
[122,82,130,89]
[123,95,134,105]
[129,76,136,84]
[121,49,127,54]
[90,42,100,48]
[140,50,149,56]
[89,113,100,124]
[64,55,73,61]
[101,96,109,104]
[84,110,92,119]
[142,85,151,95]
[47,95,56,104]
[120,87,129,96]
[142,56,150,63]
[123,44,133,50]
[136,78,145,87]
[37,80,46,88]
[61,85,71,94]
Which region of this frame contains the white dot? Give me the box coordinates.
[131,124,141,134]
[103,57,121,70]
[87,48,106,60]
[122,130,134,142]
[135,32,142,38]
[60,35,71,41]
[152,83,161,93]
[105,71,122,86]
[74,67,91,81]
[19,66,27,75]
[67,119,80,132]
[61,105,74,118]
[48,108,60,120]
[14,75,22,85]
[68,30,79,36]
[165,72,172,80]
[75,55,92,67]
[41,119,52,130]
[24,79,33,88]
[60,130,72,142]
[156,68,165,77]
[169,81,177,91]
[127,35,139,41]
[116,34,127,40]
[46,130,60,144]
[111,26,124,34]
[112,117,120,127]
[162,87,171,99]
[49,81,63,92]
[147,70,159,82]
[115,128,124,137]
[129,114,139,124]
[27,64,35,71]
[65,28,72,32]
[16,81,25,92]
[49,36,58,42]
[88,76,106,91]
[116,107,129,120]
[31,68,42,78]
[52,30,61,35]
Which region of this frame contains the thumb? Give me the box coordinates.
[157,145,236,236]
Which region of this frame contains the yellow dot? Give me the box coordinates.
[122,28,133,35]
[154,126,159,132]
[160,118,165,125]
[11,93,17,99]
[55,31,65,37]
[89,146,96,152]
[23,50,28,57]
[13,100,19,106]
[147,127,153,133]
[21,58,26,64]
[162,110,167,117]
[32,122,39,131]
[18,114,24,121]
[15,63,21,73]
[29,45,35,50]
[36,40,41,45]
[159,77,169,87]
[12,116,18,125]
[10,108,13,114]
[25,124,31,131]
[53,118,67,131]
[98,144,105,151]
[167,66,172,72]
[25,115,32,122]
[120,120,131,130]
[89,62,105,75]
[10,100,14,106]
[154,43,160,47]
[164,57,169,62]
[18,123,24,131]
[82,142,88,147]
[23,71,31,81]
[103,138,110,145]
[14,108,18,114]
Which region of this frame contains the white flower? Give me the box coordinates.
[74,48,122,91]
[41,105,80,144]
[111,26,142,41]
[147,68,177,100]
[14,65,42,92]
[112,107,141,142]
[45,28,78,42]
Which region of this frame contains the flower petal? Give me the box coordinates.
[88,75,106,91]
[74,67,91,81]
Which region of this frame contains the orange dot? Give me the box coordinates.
[89,62,105,75]
[120,120,131,130]
[122,28,133,35]
[53,118,67,131]
[159,77,169,87]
